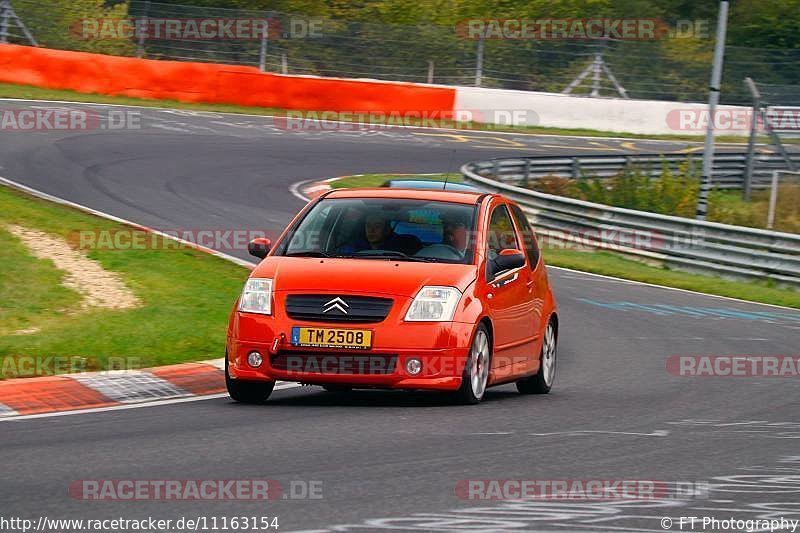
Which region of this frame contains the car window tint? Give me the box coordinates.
[286,203,334,253]
[277,198,478,264]
[510,204,540,269]
[393,221,443,243]
[486,205,518,261]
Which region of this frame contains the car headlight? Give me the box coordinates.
[238,278,273,315]
[404,286,462,322]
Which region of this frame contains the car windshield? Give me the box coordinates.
[276,198,478,264]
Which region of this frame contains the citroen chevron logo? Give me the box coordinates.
[323,297,349,314]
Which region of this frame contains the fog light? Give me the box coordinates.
[247,351,263,368]
[406,358,422,375]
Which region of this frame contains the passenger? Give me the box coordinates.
[443,213,470,254]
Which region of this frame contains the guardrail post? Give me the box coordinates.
[571,158,580,180]
[524,159,532,187]
[696,1,729,220]
[768,170,779,229]
[743,77,760,200]
[687,154,698,179]
[258,20,269,72]
[136,0,150,58]
[474,33,484,87]
[0,0,9,44]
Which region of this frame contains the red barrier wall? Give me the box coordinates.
[0,45,456,114]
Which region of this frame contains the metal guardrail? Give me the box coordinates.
[461,160,800,286]
[468,152,800,190]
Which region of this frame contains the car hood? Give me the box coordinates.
[252,257,477,297]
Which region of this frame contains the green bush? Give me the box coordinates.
[529,159,798,234]
[15,0,135,56]
[572,160,700,217]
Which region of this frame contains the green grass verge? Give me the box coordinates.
[0,81,769,143]
[332,174,800,309]
[0,227,82,337]
[0,185,248,377]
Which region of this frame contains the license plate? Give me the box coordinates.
[291,327,372,349]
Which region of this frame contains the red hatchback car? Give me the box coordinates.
[226,187,558,404]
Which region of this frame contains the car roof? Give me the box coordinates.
[324,187,487,205]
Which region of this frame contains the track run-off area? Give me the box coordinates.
[1,99,799,533]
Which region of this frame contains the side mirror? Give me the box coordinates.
[248,237,271,259]
[491,248,525,277]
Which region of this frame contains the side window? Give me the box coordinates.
[511,204,540,269]
[486,205,519,262]
[286,203,334,253]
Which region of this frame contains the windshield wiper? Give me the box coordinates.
[352,250,435,262]
[285,251,334,258]
[286,250,438,262]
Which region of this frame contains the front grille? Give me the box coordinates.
[271,352,397,375]
[284,294,393,323]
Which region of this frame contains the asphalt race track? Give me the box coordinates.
[2,100,800,532]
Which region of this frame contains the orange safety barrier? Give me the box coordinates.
[0,44,456,114]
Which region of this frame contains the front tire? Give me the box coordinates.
[225,353,275,404]
[517,319,556,395]
[454,324,491,404]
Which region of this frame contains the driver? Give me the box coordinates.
[364,213,393,249]
[443,213,470,254]
[338,212,406,253]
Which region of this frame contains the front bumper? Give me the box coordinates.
[227,310,475,390]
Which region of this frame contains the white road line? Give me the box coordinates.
[149,123,193,133]
[0,393,229,422]
[530,430,670,438]
[553,517,680,533]
[0,403,19,418]
[289,178,321,203]
[0,383,304,422]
